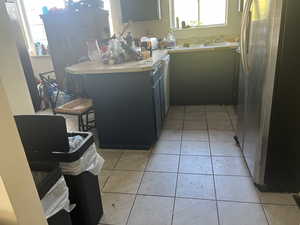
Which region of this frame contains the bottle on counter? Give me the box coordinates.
[166,32,176,48]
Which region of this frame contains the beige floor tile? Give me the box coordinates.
[185,105,206,113]
[260,193,296,205]
[99,170,113,189]
[163,119,184,129]
[138,172,177,196]
[263,205,300,225]
[115,152,149,171]
[176,174,215,199]
[127,195,174,225]
[146,154,179,172]
[100,193,135,225]
[182,130,209,141]
[183,120,207,130]
[218,201,268,225]
[206,105,226,112]
[123,149,150,154]
[225,105,236,114]
[232,121,238,131]
[181,141,210,156]
[160,129,182,141]
[184,112,206,121]
[210,142,242,157]
[208,119,233,130]
[207,112,230,120]
[173,198,218,225]
[99,151,124,169]
[229,114,238,122]
[151,140,181,155]
[179,155,213,174]
[215,176,260,203]
[212,157,249,176]
[167,111,184,120]
[102,171,143,194]
[169,106,185,113]
[209,130,235,142]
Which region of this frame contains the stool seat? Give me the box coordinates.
[55,98,93,115]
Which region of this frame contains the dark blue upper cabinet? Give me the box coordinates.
[120,0,161,22]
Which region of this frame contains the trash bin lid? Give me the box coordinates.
[14,115,70,162]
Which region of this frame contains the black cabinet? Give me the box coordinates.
[152,63,165,139]
[153,63,166,138]
[120,0,161,22]
[81,62,166,149]
[153,79,162,138]
[170,49,238,105]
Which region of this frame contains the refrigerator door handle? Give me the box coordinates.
[240,0,252,73]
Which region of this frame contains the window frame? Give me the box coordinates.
[170,0,229,30]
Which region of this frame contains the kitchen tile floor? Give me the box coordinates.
[40,106,300,225]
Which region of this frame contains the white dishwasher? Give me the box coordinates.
[161,55,170,115]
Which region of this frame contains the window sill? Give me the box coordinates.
[172,24,228,31]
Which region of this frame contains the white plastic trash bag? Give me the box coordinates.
[59,143,104,176]
[41,176,74,219]
[68,135,84,153]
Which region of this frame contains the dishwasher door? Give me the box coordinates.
[162,55,170,114]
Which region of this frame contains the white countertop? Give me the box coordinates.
[66,50,168,75]
[168,42,239,54]
[66,42,239,75]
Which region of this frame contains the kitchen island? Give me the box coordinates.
[66,50,169,149]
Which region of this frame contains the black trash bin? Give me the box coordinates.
[15,115,104,225]
[30,162,73,225]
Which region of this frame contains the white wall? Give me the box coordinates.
[0,79,48,225]
[0,1,34,115]
[30,55,54,79]
[0,177,18,225]
[0,3,47,225]
[109,0,242,44]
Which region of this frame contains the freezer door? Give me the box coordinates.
[236,62,247,150]
[241,0,281,184]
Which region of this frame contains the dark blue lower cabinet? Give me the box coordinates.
[83,63,165,149]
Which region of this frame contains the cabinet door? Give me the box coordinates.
[170,49,236,105]
[121,0,161,22]
[159,77,166,120]
[153,80,162,138]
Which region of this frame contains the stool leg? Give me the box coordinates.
[80,114,85,131]
[85,112,89,131]
[78,115,82,131]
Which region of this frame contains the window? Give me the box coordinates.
[20,0,113,55]
[22,0,65,46]
[172,0,228,29]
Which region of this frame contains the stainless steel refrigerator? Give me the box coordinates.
[236,0,300,192]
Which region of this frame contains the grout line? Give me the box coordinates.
[261,204,271,225]
[100,190,297,207]
[170,105,185,225]
[206,109,221,225]
[101,175,111,191]
[124,151,149,225]
[102,168,251,177]
[225,105,236,132]
[111,151,125,169]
